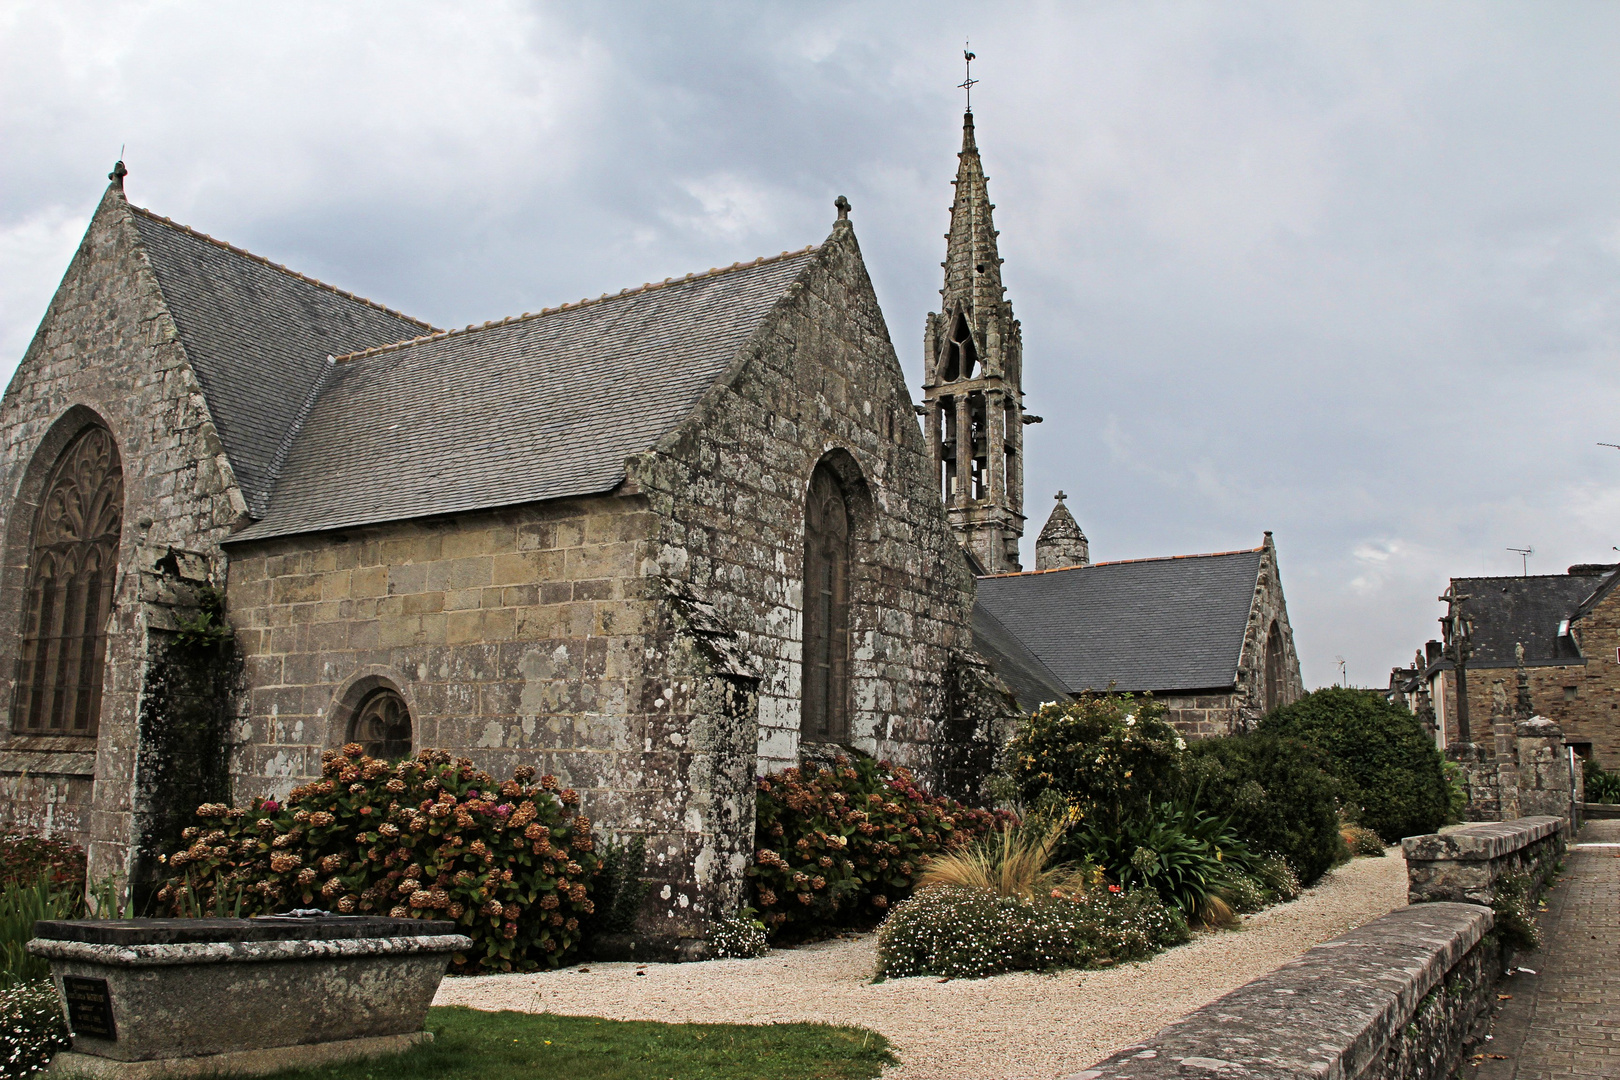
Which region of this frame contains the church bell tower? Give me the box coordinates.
[923,107,1034,573]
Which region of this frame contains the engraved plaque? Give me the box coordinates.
[61,976,116,1041]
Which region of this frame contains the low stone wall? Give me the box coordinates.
[1402,816,1564,907]
[1069,904,1498,1080]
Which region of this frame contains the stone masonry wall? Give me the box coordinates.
[1159,691,1244,739]
[1077,903,1499,1080]
[1231,534,1304,727]
[633,216,982,780]
[0,184,244,884]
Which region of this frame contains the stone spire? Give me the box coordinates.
[921,110,1033,573]
[1035,492,1089,570]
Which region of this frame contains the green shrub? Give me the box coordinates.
[1222,874,1269,914]
[1584,758,1620,803]
[1006,694,1184,831]
[1252,854,1301,903]
[874,884,1188,979]
[1065,800,1259,924]
[1183,733,1347,886]
[749,756,1007,939]
[1259,688,1449,843]
[1,878,80,988]
[0,836,84,894]
[707,911,768,959]
[584,836,651,936]
[1,979,68,1077]
[156,744,603,972]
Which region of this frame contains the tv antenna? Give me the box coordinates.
[1335,656,1347,686]
[1507,545,1533,576]
[959,44,978,112]
[1600,443,1620,450]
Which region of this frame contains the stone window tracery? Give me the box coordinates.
[350,687,412,760]
[12,425,124,737]
[801,465,851,744]
[940,312,978,382]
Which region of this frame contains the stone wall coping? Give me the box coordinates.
[1069,902,1492,1080]
[1401,816,1562,862]
[26,933,472,968]
[33,915,459,946]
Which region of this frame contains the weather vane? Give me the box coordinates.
[960,44,978,112]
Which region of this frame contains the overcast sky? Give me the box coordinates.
[4,2,1620,689]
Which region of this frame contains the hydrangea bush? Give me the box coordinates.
[749,756,1009,938]
[157,745,602,972]
[875,883,1188,979]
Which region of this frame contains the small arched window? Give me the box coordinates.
[351,687,412,759]
[939,312,978,382]
[12,425,123,737]
[801,465,851,744]
[1264,622,1287,714]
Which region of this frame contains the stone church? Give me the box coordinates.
[0,107,1302,941]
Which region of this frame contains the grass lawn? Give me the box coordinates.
[240,1006,894,1080]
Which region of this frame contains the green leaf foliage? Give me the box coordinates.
[1183,733,1348,886]
[1006,694,1184,832]
[1258,687,1449,842]
[1065,800,1262,921]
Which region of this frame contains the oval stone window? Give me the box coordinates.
[351,687,412,760]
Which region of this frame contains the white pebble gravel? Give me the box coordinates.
[435,850,1407,1079]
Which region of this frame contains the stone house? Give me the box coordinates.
[973,520,1304,734]
[1413,565,1620,767]
[0,163,1000,945]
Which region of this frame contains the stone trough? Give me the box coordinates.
[27,914,471,1078]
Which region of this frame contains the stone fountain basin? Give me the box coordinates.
[28,916,471,1077]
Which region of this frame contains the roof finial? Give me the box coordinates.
[835,194,851,221]
[1055,490,1066,502]
[108,151,127,190]
[959,44,977,113]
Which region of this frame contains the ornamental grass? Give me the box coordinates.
[157,744,602,972]
[914,821,1088,900]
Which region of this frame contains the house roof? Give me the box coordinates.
[974,547,1265,694]
[231,246,820,542]
[1443,573,1611,667]
[129,207,434,516]
[970,602,1070,712]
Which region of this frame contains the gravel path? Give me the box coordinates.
[436,851,1408,1080]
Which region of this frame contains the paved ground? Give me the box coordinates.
[436,851,1408,1080]
[1475,819,1620,1080]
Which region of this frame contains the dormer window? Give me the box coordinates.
[939,312,978,381]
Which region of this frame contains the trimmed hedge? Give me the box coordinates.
[158,745,602,972]
[750,756,1008,939]
[1259,687,1449,842]
[1184,733,1348,886]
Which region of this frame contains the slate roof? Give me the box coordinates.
[1442,573,1609,668]
[974,548,1265,694]
[971,603,1070,712]
[129,208,434,516]
[232,247,819,541]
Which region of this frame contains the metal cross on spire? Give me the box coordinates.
[959,44,978,112]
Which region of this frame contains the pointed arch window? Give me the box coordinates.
[801,465,851,744]
[1264,621,1287,713]
[13,426,124,737]
[940,312,978,382]
[350,687,412,760]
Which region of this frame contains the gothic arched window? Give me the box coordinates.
[12,425,124,737]
[1264,621,1287,714]
[939,312,978,382]
[801,465,851,744]
[350,687,412,759]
